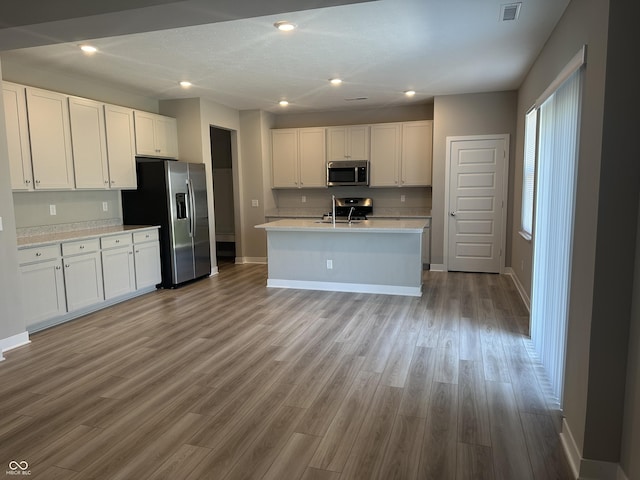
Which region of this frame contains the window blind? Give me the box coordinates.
[521,108,538,237]
[530,65,583,405]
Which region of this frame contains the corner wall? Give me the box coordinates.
[0,62,27,355]
[431,91,517,266]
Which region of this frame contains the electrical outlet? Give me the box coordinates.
[251,199,259,207]
[400,195,406,203]
[326,259,333,269]
[102,202,109,212]
[301,195,307,203]
[49,204,57,216]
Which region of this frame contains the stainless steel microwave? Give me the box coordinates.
[327,160,369,186]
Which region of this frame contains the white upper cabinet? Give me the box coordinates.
[272,127,326,188]
[105,104,137,188]
[370,123,402,187]
[401,120,433,186]
[25,87,75,189]
[369,120,433,187]
[326,125,370,161]
[134,111,179,159]
[2,82,33,190]
[69,96,109,189]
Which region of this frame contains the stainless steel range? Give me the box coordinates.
[323,197,373,222]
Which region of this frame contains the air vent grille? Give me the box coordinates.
[344,97,368,101]
[501,3,521,21]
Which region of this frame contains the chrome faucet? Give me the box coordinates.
[347,206,355,224]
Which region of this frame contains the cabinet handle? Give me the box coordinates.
[80,245,85,249]
[104,180,109,184]
[111,180,115,184]
[56,266,61,270]
[145,234,150,238]
[35,252,42,257]
[35,180,40,184]
[129,251,133,255]
[135,250,140,253]
[115,239,120,243]
[25,179,31,184]
[65,264,70,268]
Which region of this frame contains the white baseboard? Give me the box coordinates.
[560,418,629,480]
[210,266,219,276]
[430,263,446,272]
[505,267,531,312]
[235,257,267,264]
[267,278,422,297]
[0,331,31,358]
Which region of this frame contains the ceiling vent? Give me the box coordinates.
[344,97,368,101]
[500,3,521,21]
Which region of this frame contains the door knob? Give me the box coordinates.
[450,211,457,216]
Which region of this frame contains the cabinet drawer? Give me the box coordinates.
[18,244,61,265]
[133,229,159,243]
[62,238,100,256]
[101,233,133,249]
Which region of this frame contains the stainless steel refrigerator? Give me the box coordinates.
[122,158,211,288]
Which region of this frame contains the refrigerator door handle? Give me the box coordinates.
[187,178,196,238]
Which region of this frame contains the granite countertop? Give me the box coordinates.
[255,218,428,233]
[17,225,160,248]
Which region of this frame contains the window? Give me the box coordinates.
[520,108,537,239]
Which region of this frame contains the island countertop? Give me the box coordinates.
[255,218,428,233]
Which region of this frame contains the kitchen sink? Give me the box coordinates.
[314,219,360,224]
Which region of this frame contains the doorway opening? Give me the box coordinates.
[210,126,235,265]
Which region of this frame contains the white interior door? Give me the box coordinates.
[447,135,508,273]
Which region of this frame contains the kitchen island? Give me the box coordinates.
[255,218,427,296]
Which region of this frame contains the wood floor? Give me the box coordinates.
[0,263,573,479]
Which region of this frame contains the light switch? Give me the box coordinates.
[301,195,307,203]
[49,204,57,216]
[400,195,406,203]
[251,199,259,207]
[102,202,109,212]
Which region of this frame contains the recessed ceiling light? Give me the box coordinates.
[329,78,343,86]
[404,90,416,97]
[179,81,192,88]
[274,21,296,32]
[279,100,289,107]
[80,45,97,54]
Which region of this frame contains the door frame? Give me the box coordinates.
[443,134,510,273]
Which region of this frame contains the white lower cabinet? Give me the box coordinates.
[133,230,162,289]
[63,251,104,312]
[20,258,66,327]
[18,227,161,332]
[101,233,136,299]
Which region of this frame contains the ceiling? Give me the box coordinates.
[0,0,570,113]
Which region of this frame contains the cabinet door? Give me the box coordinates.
[348,125,370,160]
[298,127,326,188]
[63,252,104,311]
[105,104,137,188]
[102,247,136,299]
[134,241,162,289]
[20,259,66,327]
[271,129,299,188]
[401,121,433,186]
[133,110,157,156]
[326,127,348,161]
[69,97,109,189]
[3,83,33,190]
[370,123,402,187]
[155,115,179,158]
[26,87,75,189]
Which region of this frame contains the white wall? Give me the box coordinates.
[431,92,517,266]
[0,62,27,355]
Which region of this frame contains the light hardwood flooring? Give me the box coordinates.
[0,263,573,479]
